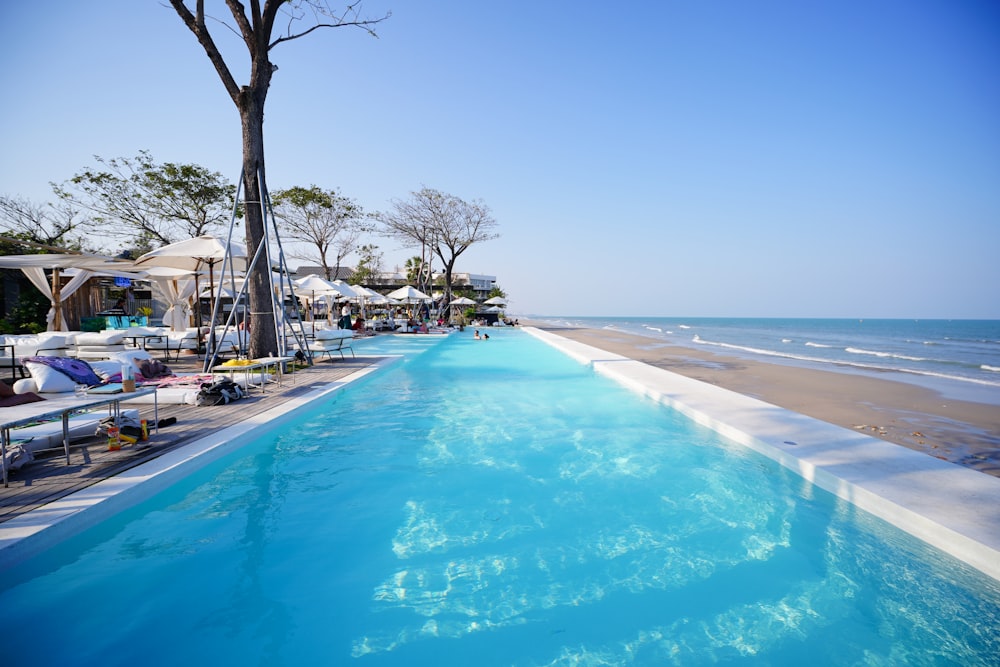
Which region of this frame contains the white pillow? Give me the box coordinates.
[23,361,77,393]
[12,378,38,394]
[109,349,153,377]
[90,360,125,380]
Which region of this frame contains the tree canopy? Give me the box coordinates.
[377,187,499,303]
[271,185,366,281]
[52,151,236,255]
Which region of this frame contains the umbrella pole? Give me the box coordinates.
[208,261,218,358]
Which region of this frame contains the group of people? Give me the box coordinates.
[473,329,490,340]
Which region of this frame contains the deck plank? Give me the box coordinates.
[0,354,378,523]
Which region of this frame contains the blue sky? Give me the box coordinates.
[1,1,998,318]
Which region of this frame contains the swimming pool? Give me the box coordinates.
[1,329,998,665]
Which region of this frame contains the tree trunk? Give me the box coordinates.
[442,260,455,307]
[240,91,278,357]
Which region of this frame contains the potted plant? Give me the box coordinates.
[134,306,153,327]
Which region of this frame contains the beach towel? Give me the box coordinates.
[21,356,102,386]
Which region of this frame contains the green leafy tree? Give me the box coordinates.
[271,185,364,281]
[351,243,383,286]
[377,187,499,305]
[168,1,389,357]
[403,255,431,286]
[52,151,236,255]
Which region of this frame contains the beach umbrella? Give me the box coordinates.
[134,235,247,326]
[450,296,476,306]
[388,285,433,320]
[387,285,432,302]
[294,273,338,293]
[483,296,507,306]
[294,274,340,320]
[329,280,358,299]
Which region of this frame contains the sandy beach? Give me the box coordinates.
[527,322,1000,478]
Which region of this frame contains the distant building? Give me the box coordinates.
[444,272,497,299]
[291,266,354,281]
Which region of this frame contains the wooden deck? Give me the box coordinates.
[0,353,381,524]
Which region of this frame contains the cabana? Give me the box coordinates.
[0,253,135,331]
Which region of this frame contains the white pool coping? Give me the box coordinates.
[0,357,399,569]
[526,327,1000,582]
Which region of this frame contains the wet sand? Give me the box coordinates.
[527,323,1000,478]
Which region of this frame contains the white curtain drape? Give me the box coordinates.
[151,277,196,331]
[22,267,93,331]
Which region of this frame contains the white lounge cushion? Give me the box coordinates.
[21,361,79,393]
[314,329,353,341]
[74,331,126,346]
[73,345,128,360]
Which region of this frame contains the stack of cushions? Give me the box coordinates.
[72,330,127,359]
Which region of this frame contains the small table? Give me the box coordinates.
[0,387,158,487]
[210,357,295,394]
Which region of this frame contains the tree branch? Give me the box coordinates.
[169,0,243,103]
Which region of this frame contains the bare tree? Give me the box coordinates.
[0,195,91,251]
[51,151,236,255]
[271,185,364,280]
[168,1,389,356]
[378,187,499,304]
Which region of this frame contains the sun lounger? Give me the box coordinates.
[304,329,354,361]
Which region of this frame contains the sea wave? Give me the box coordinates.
[805,342,832,348]
[845,347,927,362]
[692,336,1000,388]
[983,365,1000,373]
[781,339,792,343]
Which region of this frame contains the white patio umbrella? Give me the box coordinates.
[134,235,247,326]
[387,285,433,320]
[387,285,432,302]
[294,274,340,320]
[483,296,507,306]
[449,296,476,306]
[329,280,358,299]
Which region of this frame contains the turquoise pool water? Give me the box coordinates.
[1,329,998,666]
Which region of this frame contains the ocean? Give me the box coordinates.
[528,317,1000,404]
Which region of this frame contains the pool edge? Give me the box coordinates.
[0,357,400,570]
[525,326,1000,582]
